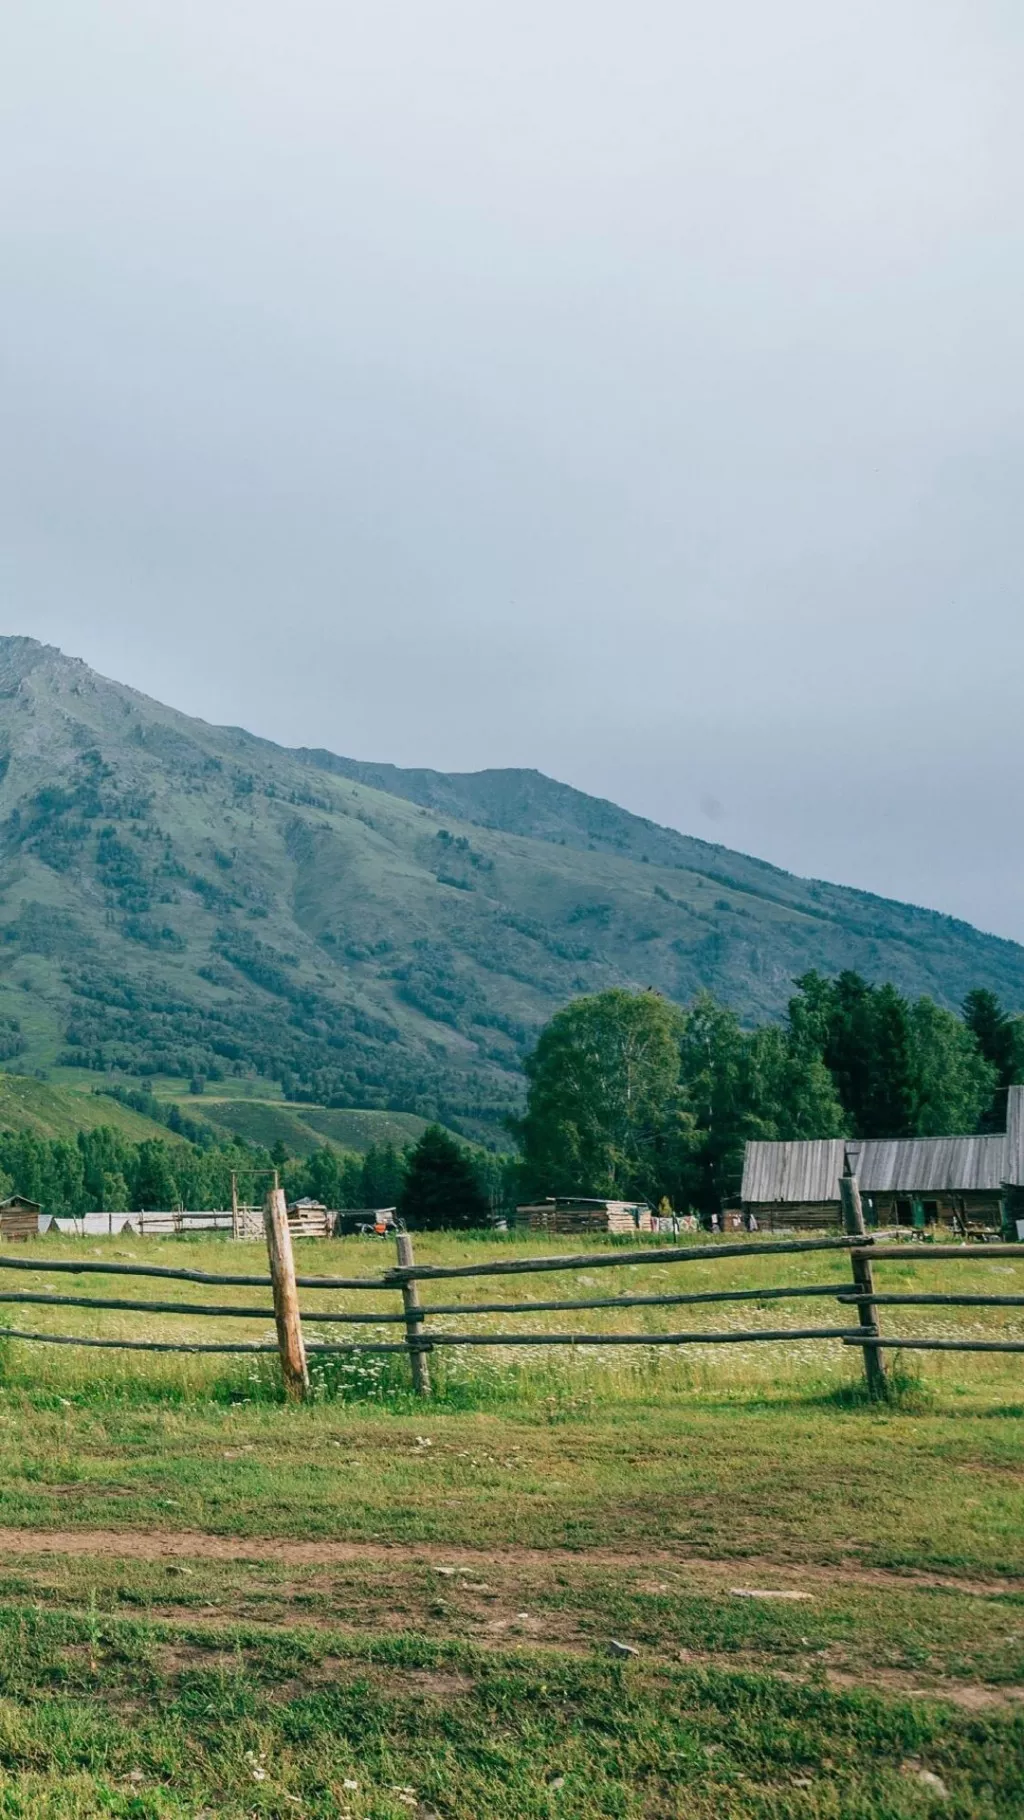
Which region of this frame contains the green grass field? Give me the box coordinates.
[0,1231,1019,1816]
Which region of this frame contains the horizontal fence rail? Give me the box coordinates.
[390,1234,893,1280]
[0,1185,1018,1395]
[847,1337,1024,1354]
[837,1292,1024,1308]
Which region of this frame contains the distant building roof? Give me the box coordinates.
[740,1140,846,1206]
[742,1087,1024,1204]
[849,1135,1006,1194]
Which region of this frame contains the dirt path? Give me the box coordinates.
[0,1525,1017,1598]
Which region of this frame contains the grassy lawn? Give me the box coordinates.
[0,1231,1019,1815]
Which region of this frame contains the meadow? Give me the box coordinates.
[0,1230,1019,1817]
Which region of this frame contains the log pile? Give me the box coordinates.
[516,1199,653,1235]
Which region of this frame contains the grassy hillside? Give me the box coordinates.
[187,1095,432,1157]
[0,1073,174,1144]
[0,634,1023,1135]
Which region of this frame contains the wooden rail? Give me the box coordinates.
[0,1186,1018,1398]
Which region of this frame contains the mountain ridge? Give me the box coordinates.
[293,746,1010,944]
[0,635,1020,1135]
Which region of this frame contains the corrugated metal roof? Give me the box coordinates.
[852,1134,1006,1194]
[741,1139,846,1205]
[1006,1086,1024,1187]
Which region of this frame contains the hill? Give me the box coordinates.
[168,1095,435,1158]
[0,635,1022,1133]
[0,1074,175,1146]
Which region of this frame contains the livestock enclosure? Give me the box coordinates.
[0,1210,1021,1816]
[0,1179,1019,1407]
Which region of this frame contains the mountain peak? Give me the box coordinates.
[0,636,1019,1133]
[0,635,66,695]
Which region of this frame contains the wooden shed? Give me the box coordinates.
[0,1195,42,1241]
[742,1087,1024,1233]
[515,1197,653,1235]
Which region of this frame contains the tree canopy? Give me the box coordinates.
[517,974,1023,1214]
[396,1125,491,1231]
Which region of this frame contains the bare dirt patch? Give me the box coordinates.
[0,1525,1017,1598]
[825,1667,1024,1712]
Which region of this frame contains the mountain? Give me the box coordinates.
[0,634,1021,1136]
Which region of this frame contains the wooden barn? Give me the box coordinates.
[515,1197,653,1235]
[742,1086,1024,1233]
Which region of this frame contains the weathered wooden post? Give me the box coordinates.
[840,1172,887,1398]
[264,1186,309,1402]
[396,1230,431,1397]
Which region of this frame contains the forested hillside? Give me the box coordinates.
[0,636,1022,1135]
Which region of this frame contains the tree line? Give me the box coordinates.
[4,971,1021,1225]
[514,974,1024,1214]
[0,1122,505,1228]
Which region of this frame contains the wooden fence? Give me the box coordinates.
[0,1179,1019,1401]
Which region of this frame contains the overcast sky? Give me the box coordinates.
[2,2,1022,939]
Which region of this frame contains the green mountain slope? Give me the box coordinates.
[0,1074,175,1145]
[173,1096,434,1158]
[0,635,1021,1134]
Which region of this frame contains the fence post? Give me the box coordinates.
[840,1172,887,1399]
[396,1231,431,1396]
[264,1186,309,1402]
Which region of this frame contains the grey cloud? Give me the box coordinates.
[1,1,1021,936]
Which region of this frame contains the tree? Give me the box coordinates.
[788,972,916,1137]
[744,1023,846,1142]
[361,1141,407,1208]
[963,989,1024,1131]
[515,989,688,1202]
[396,1126,490,1230]
[674,993,750,1212]
[130,1139,181,1212]
[910,998,996,1136]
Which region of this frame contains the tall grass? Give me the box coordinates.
[0,1226,1018,1413]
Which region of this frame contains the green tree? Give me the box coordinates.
[361,1141,407,1207]
[286,1144,356,1210]
[515,989,688,1202]
[100,1171,130,1212]
[671,993,843,1213]
[744,1022,847,1142]
[674,993,750,1212]
[396,1125,490,1231]
[909,998,996,1136]
[963,989,1024,1131]
[789,972,916,1137]
[130,1139,181,1211]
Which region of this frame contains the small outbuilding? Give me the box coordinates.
[0,1195,42,1241]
